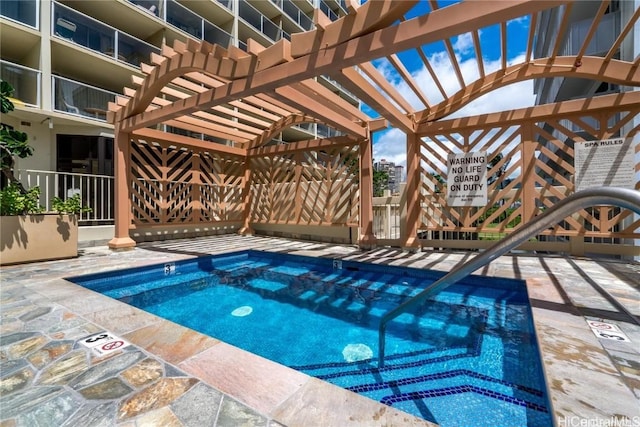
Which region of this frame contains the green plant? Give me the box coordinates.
[1,80,34,193]
[51,194,92,214]
[0,183,44,215]
[373,169,389,197]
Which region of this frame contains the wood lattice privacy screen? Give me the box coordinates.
[418,103,639,253]
[129,139,245,226]
[249,144,360,226]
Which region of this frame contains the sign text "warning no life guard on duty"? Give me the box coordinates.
[447,151,488,207]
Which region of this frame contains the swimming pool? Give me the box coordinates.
[69,250,552,426]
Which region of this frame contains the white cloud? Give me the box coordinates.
[372,51,536,177]
[452,32,474,55]
[373,127,407,168]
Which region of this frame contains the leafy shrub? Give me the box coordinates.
[0,184,44,215]
[51,194,92,214]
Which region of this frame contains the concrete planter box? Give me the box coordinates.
[0,214,78,265]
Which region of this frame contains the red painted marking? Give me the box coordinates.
[101,340,124,351]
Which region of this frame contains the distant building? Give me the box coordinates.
[374,159,404,194]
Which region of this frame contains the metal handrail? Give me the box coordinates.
[378,187,640,368]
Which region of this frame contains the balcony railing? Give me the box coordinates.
[17,169,114,224]
[0,0,38,29]
[239,1,287,42]
[270,0,313,31]
[52,75,117,122]
[166,0,232,47]
[317,124,342,138]
[52,2,160,67]
[319,0,340,22]
[0,60,41,107]
[319,75,358,103]
[128,0,162,18]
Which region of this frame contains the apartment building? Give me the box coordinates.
[0,0,354,239]
[534,0,638,143]
[373,159,404,195]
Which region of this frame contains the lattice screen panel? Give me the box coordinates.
[531,108,640,239]
[419,125,524,234]
[249,144,360,226]
[129,139,245,226]
[418,107,639,243]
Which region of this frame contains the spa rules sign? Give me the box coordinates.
[574,138,634,192]
[447,151,487,206]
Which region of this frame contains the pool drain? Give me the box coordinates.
[342,343,373,362]
[231,306,253,317]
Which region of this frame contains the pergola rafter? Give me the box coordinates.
[107,0,640,250]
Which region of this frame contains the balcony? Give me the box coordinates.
[0,0,38,29]
[53,75,117,122]
[0,60,40,108]
[52,2,160,68]
[319,0,340,22]
[270,0,313,31]
[166,0,232,47]
[127,0,162,18]
[239,1,286,42]
[317,124,343,138]
[562,11,620,57]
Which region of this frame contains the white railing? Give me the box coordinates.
[17,169,114,224]
[373,191,402,239]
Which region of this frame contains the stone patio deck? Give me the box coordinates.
[1,235,639,426]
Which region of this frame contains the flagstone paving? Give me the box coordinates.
[1,235,638,426]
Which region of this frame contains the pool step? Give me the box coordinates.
[296,341,550,425]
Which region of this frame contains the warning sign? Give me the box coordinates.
[586,320,630,342]
[447,151,487,207]
[586,320,621,332]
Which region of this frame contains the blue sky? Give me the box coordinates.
[369,2,535,172]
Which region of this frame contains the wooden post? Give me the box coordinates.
[402,132,420,250]
[359,136,376,248]
[238,157,254,235]
[108,128,136,249]
[518,121,543,254]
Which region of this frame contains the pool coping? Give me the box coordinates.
[2,235,639,426]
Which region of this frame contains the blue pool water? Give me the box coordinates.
[69,250,552,427]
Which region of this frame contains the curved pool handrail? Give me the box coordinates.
[378,187,640,368]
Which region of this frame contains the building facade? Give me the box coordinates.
[373,158,404,195]
[0,0,354,239]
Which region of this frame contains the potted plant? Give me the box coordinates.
[0,80,90,265]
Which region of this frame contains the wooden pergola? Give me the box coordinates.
[108,0,640,251]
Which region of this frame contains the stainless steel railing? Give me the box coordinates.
[377,187,640,368]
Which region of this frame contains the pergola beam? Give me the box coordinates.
[332,68,414,133]
[119,0,569,132]
[418,91,640,134]
[272,85,367,138]
[248,135,361,157]
[414,56,640,125]
[131,128,247,157]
